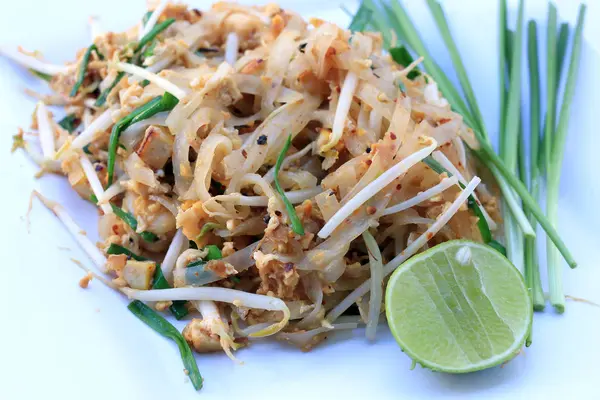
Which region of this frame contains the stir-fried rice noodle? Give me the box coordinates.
[17,2,501,355]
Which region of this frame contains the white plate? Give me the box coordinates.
[0,1,599,399]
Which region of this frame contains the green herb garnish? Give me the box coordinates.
[89,193,98,204]
[58,114,79,133]
[29,69,52,82]
[107,92,179,186]
[106,243,149,261]
[110,203,159,243]
[274,135,304,235]
[70,44,103,97]
[127,300,202,391]
[151,268,188,320]
[204,245,222,261]
[197,222,220,238]
[389,46,420,79]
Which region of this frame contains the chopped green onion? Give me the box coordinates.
[70,44,103,97]
[543,4,559,174]
[197,222,220,238]
[151,267,188,320]
[142,41,157,59]
[89,193,98,204]
[29,69,52,82]
[107,92,179,186]
[136,18,175,53]
[127,300,202,391]
[95,71,125,107]
[274,135,304,235]
[204,245,222,261]
[110,203,159,243]
[546,5,586,312]
[389,46,420,79]
[58,114,79,133]
[106,243,149,261]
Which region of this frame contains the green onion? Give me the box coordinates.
[274,135,304,235]
[142,11,153,26]
[29,69,52,82]
[127,300,202,391]
[543,4,559,175]
[107,243,148,261]
[142,41,157,59]
[107,92,179,186]
[151,267,189,320]
[70,44,103,97]
[136,18,175,53]
[107,244,188,318]
[89,193,98,204]
[95,71,125,107]
[525,20,545,312]
[498,0,508,135]
[204,245,222,261]
[197,222,220,238]
[422,156,504,254]
[389,46,420,79]
[425,0,487,135]
[110,203,159,243]
[187,259,206,269]
[348,2,373,32]
[58,114,79,133]
[546,5,586,312]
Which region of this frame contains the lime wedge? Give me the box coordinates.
[385,240,532,373]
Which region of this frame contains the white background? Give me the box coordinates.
[0,1,599,399]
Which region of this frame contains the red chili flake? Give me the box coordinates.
[242,149,248,158]
[426,232,434,240]
[438,118,451,125]
[396,184,402,190]
[365,159,372,166]
[366,206,376,215]
[390,132,397,140]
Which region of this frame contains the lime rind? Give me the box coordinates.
[385,240,533,373]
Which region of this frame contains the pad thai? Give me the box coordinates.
[5,0,506,387]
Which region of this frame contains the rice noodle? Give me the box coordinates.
[278,322,358,349]
[318,139,437,238]
[326,176,482,322]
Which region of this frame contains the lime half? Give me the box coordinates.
[385,240,532,373]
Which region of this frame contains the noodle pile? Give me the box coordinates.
[9,1,500,353]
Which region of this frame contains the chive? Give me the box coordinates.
[230,276,241,284]
[140,231,159,242]
[556,23,570,83]
[140,79,151,87]
[543,4,559,176]
[89,193,98,204]
[152,267,188,320]
[422,156,504,254]
[525,20,545,311]
[110,203,159,243]
[498,0,508,136]
[70,44,103,97]
[187,259,206,269]
[136,18,175,53]
[106,243,149,261]
[348,2,373,32]
[197,222,220,238]
[107,92,179,186]
[274,135,304,235]
[142,10,153,26]
[389,46,420,79]
[143,41,157,59]
[546,5,586,312]
[95,71,125,107]
[204,245,222,261]
[110,203,139,230]
[58,114,79,133]
[29,69,52,82]
[425,0,487,136]
[127,300,202,390]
